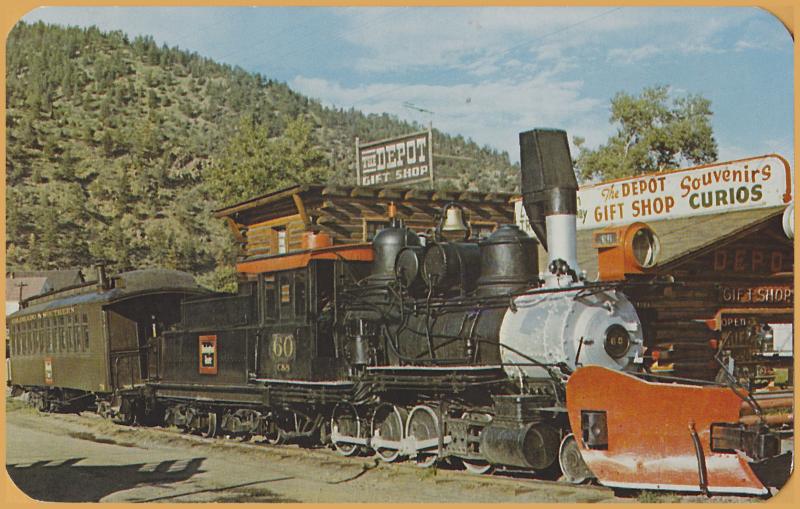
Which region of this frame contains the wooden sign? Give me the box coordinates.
[718,285,793,306]
[357,129,433,187]
[712,248,791,274]
[515,154,792,231]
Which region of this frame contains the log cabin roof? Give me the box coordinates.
[575,206,788,280]
[214,183,518,226]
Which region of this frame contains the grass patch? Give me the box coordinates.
[637,490,681,503]
[67,431,138,448]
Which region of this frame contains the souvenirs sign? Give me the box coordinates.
[357,130,433,187]
[515,155,792,232]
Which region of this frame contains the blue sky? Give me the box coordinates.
[21,6,794,164]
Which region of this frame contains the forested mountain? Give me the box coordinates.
[5,21,517,289]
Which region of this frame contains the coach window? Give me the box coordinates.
[55,320,60,352]
[73,316,81,352]
[82,313,89,350]
[66,315,73,352]
[59,316,65,352]
[51,317,57,353]
[71,314,78,351]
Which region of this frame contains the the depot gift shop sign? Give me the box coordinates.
[516,154,793,232]
[357,130,433,187]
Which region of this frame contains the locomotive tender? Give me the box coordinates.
[8,129,790,494]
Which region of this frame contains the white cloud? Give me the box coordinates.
[337,7,760,75]
[291,74,611,162]
[607,44,662,64]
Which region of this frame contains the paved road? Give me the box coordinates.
[5,402,619,503]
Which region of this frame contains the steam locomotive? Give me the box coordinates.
[141,129,641,474]
[8,129,790,495]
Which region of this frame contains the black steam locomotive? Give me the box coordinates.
[8,129,789,493]
[136,129,645,477]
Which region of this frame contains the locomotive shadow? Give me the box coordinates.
[6,457,205,502]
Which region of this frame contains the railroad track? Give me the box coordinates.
[10,401,616,500]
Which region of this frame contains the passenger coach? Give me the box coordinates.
[7,268,206,416]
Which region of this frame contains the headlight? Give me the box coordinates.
[604,324,631,359]
[630,226,659,268]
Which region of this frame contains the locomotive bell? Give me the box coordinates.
[441,206,469,233]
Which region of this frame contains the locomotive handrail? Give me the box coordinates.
[109,347,148,356]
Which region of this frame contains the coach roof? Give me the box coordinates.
[10,269,206,318]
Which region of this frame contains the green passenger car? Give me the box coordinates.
[7,268,206,413]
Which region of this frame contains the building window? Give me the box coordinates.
[276,227,288,254]
[364,219,389,241]
[472,223,496,239]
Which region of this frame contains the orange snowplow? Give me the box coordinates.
[566,366,792,495]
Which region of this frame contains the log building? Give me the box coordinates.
[215,183,517,269]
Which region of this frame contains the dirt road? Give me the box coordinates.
[6,402,620,503]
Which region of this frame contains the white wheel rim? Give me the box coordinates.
[405,405,439,468]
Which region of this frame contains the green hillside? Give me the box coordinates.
[5,21,517,289]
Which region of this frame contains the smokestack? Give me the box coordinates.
[519,129,580,276]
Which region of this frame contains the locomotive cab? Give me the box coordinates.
[155,242,373,396]
[255,259,352,381]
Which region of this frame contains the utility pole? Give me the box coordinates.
[16,281,28,304]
